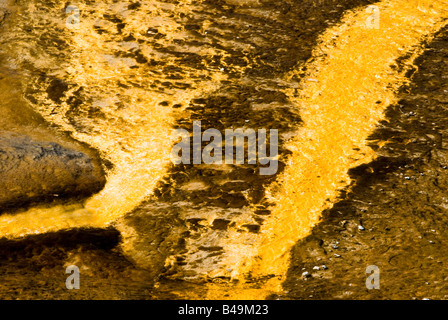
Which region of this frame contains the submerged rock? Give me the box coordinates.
[0,133,106,210]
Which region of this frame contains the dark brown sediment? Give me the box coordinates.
[0,227,160,300]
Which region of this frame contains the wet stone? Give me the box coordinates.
[0,133,105,210]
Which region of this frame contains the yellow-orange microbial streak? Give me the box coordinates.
[210,0,448,298]
[0,0,229,237]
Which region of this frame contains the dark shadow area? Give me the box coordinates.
[0,227,121,258]
[0,227,159,300]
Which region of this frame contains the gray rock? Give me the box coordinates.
[0,133,105,210]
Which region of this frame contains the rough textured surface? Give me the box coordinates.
[0,0,447,300]
[0,228,159,300]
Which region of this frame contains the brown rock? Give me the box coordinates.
[0,133,105,210]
